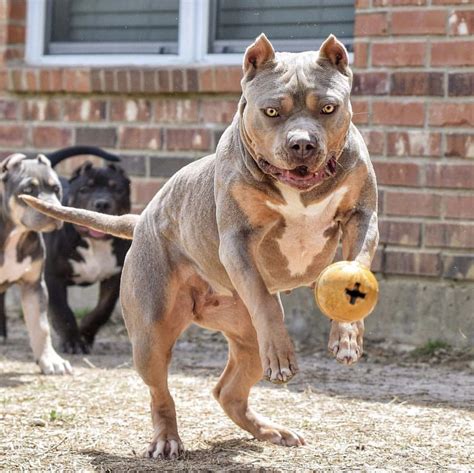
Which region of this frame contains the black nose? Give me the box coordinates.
[287,132,317,160]
[94,199,111,212]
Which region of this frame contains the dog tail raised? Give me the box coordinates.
[46,146,121,167]
[20,195,137,240]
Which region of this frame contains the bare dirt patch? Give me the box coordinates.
[1,318,473,471]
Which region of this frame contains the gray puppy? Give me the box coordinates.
[0,153,71,374]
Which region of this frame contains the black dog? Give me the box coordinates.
[45,153,131,354]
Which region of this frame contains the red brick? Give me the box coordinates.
[352,72,389,95]
[442,195,474,219]
[373,161,420,186]
[425,223,474,248]
[372,102,424,126]
[186,69,199,92]
[171,69,184,92]
[426,163,474,189]
[353,42,368,68]
[7,24,25,44]
[385,250,440,276]
[379,220,421,246]
[385,191,441,217]
[76,127,116,148]
[351,99,369,125]
[131,178,164,206]
[431,41,474,66]
[390,72,444,96]
[200,99,238,124]
[372,42,426,67]
[63,69,92,93]
[110,99,151,122]
[25,69,38,91]
[374,0,426,5]
[387,131,441,157]
[153,99,199,124]
[115,69,128,93]
[445,134,474,159]
[143,70,157,93]
[199,68,215,92]
[442,253,474,281]
[355,0,370,8]
[64,99,107,122]
[433,0,473,4]
[392,10,446,35]
[164,128,212,151]
[214,67,242,93]
[448,10,474,36]
[0,99,18,120]
[119,127,161,150]
[360,130,385,155]
[448,73,474,96]
[428,103,474,127]
[157,70,170,92]
[8,0,26,21]
[355,13,388,36]
[0,124,26,147]
[129,70,142,93]
[32,126,72,148]
[23,99,61,121]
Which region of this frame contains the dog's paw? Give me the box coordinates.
[61,336,90,355]
[38,351,72,375]
[260,335,298,384]
[328,320,364,365]
[144,434,184,460]
[257,425,306,447]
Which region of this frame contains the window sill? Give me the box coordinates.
[5,65,243,94]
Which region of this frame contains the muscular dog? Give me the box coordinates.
[44,161,131,353]
[0,153,71,374]
[23,35,379,455]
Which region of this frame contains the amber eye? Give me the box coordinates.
[264,107,280,117]
[321,104,336,114]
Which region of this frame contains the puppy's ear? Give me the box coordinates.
[318,35,351,77]
[0,153,27,181]
[243,33,275,75]
[36,153,52,167]
[70,161,93,182]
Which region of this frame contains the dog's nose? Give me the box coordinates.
[94,199,111,212]
[287,132,317,160]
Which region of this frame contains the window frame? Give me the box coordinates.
[25,0,352,67]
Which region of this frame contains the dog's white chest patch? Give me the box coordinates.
[70,238,121,284]
[0,229,33,284]
[266,185,347,277]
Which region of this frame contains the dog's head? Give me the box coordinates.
[240,34,353,191]
[67,162,131,239]
[0,153,63,232]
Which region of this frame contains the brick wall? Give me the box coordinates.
[0,0,473,283]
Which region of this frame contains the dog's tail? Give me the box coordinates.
[46,146,121,167]
[20,195,137,240]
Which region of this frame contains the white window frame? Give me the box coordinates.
[26,0,352,67]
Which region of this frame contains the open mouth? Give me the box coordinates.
[257,156,338,190]
[74,224,108,239]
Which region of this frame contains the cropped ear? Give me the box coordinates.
[70,161,93,182]
[36,153,52,167]
[243,33,275,75]
[318,34,350,76]
[0,153,27,181]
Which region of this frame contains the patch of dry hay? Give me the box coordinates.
[1,322,473,471]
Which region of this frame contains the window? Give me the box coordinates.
[26,0,354,66]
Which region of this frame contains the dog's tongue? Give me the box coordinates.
[88,229,106,239]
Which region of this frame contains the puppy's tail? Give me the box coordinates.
[46,146,121,167]
[20,195,137,240]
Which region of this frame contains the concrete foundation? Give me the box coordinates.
[5,277,473,348]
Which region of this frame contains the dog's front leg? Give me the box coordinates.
[219,231,298,383]
[329,207,379,364]
[20,279,72,374]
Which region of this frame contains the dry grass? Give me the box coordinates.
[1,319,473,472]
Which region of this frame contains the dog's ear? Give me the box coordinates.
[70,161,93,182]
[243,33,275,75]
[0,153,27,182]
[36,153,52,167]
[318,35,351,77]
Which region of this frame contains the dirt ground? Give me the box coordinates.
[1,317,473,472]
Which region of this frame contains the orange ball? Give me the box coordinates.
[315,261,379,323]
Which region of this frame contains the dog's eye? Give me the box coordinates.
[52,185,60,195]
[321,104,336,114]
[264,108,280,118]
[22,186,33,194]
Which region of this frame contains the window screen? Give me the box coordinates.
[46,0,179,54]
[210,0,354,54]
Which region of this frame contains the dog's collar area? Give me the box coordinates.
[257,156,337,190]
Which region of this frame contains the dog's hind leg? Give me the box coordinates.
[198,300,305,447]
[120,241,192,460]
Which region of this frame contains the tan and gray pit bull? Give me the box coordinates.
[23,34,379,458]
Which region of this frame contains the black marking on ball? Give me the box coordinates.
[345,282,366,305]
